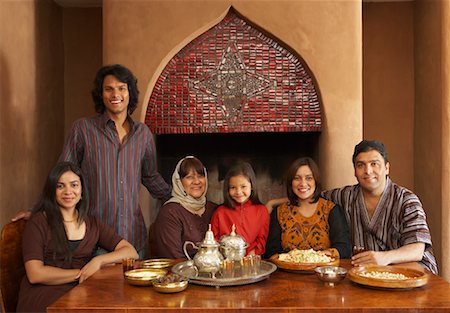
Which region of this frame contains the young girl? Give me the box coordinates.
[17,162,138,313]
[211,162,270,255]
[264,157,351,259]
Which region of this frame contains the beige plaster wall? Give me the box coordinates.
[414,1,444,277]
[441,0,450,281]
[363,2,414,189]
[63,8,102,133]
[0,0,65,230]
[103,0,362,195]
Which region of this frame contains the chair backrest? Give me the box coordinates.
[147,223,157,259]
[0,219,26,313]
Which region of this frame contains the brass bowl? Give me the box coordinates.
[315,266,347,286]
[124,268,167,286]
[153,280,188,293]
[141,258,175,269]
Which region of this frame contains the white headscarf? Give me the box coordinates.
[165,156,208,216]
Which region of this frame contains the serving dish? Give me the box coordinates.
[348,265,429,290]
[315,266,347,286]
[141,258,175,269]
[153,274,188,293]
[172,260,276,287]
[269,251,339,273]
[124,268,168,286]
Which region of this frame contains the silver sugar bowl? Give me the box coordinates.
[219,224,248,261]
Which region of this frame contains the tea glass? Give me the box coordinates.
[241,255,261,277]
[122,258,136,273]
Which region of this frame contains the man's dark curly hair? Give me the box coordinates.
[91,64,139,115]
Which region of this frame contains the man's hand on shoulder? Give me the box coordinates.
[11,210,32,222]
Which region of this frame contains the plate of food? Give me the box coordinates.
[269,248,339,273]
[348,265,429,289]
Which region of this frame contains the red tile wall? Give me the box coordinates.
[145,9,322,134]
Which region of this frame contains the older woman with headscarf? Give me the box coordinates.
[153,156,217,259]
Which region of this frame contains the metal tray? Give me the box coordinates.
[171,260,277,287]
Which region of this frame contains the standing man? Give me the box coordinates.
[322,140,438,274]
[59,64,171,257]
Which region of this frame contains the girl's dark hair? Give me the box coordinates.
[32,162,89,259]
[222,162,262,208]
[286,157,321,204]
[91,64,139,115]
[178,157,206,179]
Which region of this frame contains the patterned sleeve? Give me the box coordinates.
[140,126,172,201]
[58,120,84,165]
[400,193,433,246]
[322,188,345,208]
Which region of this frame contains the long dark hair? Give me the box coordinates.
[32,162,89,259]
[91,64,139,115]
[286,157,322,205]
[222,162,262,208]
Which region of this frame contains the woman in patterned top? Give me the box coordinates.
[264,157,351,259]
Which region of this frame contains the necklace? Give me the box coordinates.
[63,211,79,223]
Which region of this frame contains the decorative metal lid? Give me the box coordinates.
[219,224,248,249]
[200,224,220,247]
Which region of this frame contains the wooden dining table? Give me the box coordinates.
[47,259,450,313]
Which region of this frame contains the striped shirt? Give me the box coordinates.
[322,178,438,274]
[59,113,172,251]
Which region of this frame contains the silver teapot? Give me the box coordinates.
[219,224,248,261]
[183,224,223,278]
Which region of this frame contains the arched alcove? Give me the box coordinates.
[144,7,323,204]
[145,7,322,134]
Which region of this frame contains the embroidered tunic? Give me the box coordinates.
[265,198,351,258]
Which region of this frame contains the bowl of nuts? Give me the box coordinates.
[152,273,188,293]
[315,266,347,287]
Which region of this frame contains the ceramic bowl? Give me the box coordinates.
[315,266,347,286]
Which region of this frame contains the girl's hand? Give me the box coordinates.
[78,257,102,283]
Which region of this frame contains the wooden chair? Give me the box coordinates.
[147,223,157,259]
[0,219,26,313]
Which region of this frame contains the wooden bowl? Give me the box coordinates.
[269,250,339,273]
[124,268,167,286]
[348,265,429,289]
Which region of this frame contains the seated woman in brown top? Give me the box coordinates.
[153,156,217,259]
[17,162,138,313]
[264,157,351,259]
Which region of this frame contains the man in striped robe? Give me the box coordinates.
[322,140,438,274]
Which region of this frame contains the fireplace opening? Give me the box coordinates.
[156,132,320,205]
